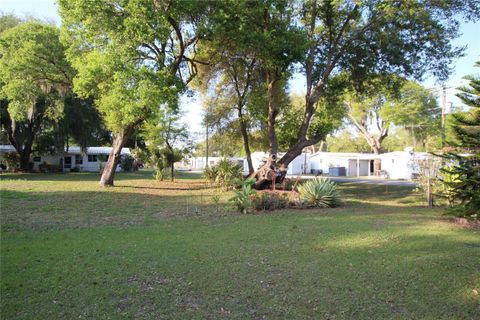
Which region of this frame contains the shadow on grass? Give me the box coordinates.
[0,169,203,183]
[1,184,440,233]
[0,188,232,232]
[114,184,210,191]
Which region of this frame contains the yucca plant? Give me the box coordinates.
[297,177,341,208]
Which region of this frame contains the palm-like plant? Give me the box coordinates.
[229,178,256,214]
[204,158,243,189]
[297,177,341,208]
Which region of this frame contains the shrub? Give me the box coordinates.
[70,166,80,172]
[297,177,341,208]
[3,152,19,171]
[252,191,288,211]
[203,165,218,185]
[119,154,136,172]
[229,178,256,214]
[204,158,243,189]
[282,178,302,191]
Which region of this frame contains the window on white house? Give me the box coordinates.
[75,155,83,164]
[33,156,41,162]
[88,155,98,162]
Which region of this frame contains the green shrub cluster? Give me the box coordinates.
[119,154,136,172]
[2,152,19,171]
[229,178,256,214]
[252,191,288,211]
[204,158,243,189]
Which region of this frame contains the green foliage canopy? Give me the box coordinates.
[0,22,72,121]
[58,0,210,133]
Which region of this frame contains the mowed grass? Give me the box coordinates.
[1,171,479,319]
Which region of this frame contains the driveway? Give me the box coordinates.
[288,175,416,187]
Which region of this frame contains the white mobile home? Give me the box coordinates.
[246,151,311,175]
[0,145,130,172]
[380,151,433,180]
[310,152,379,176]
[60,146,131,172]
[187,157,245,170]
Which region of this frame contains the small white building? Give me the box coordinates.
[246,151,311,175]
[187,156,245,170]
[0,145,130,172]
[310,152,379,176]
[380,151,433,180]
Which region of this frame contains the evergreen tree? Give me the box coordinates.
[440,61,480,219]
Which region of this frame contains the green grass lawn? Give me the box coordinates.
[1,170,479,319]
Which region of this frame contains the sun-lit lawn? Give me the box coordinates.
[1,170,479,319]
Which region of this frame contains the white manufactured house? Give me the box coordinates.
[247,151,311,175]
[186,156,245,170]
[310,152,379,176]
[0,145,130,172]
[309,150,437,179]
[379,151,432,180]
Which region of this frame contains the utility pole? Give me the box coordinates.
[205,113,209,169]
[441,84,447,147]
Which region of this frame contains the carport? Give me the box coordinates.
[347,154,380,177]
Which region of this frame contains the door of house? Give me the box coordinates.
[64,156,72,170]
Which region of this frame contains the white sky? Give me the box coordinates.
[2,0,479,136]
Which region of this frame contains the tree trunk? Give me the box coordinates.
[18,150,31,171]
[266,79,279,162]
[99,124,135,187]
[372,147,381,175]
[16,137,34,171]
[252,73,282,188]
[239,114,254,175]
[171,162,174,182]
[5,116,35,172]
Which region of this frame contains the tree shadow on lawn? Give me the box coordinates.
[114,184,211,191]
[1,184,447,233]
[1,203,478,319]
[0,188,229,232]
[0,170,203,183]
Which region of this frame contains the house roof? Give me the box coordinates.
[310,152,380,160]
[0,145,16,153]
[65,146,130,155]
[0,145,130,155]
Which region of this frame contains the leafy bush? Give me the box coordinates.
[282,178,302,191]
[119,154,136,172]
[229,178,256,214]
[297,177,341,208]
[204,158,243,189]
[70,166,80,172]
[203,165,219,185]
[252,191,288,211]
[98,154,108,162]
[2,152,19,171]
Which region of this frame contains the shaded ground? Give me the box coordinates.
[291,174,416,187]
[1,170,478,319]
